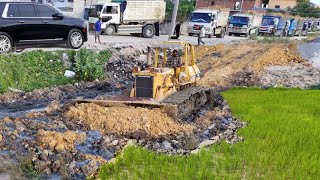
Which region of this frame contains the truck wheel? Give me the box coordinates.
[67,29,84,49]
[142,25,156,38]
[188,33,194,36]
[228,32,232,36]
[105,25,115,35]
[0,32,13,53]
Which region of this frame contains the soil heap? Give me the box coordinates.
[64,103,194,138]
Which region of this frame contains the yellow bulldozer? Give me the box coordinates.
[130,41,200,101]
[74,41,216,120]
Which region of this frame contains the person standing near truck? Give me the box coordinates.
[172,21,183,39]
[95,17,102,43]
[198,26,205,45]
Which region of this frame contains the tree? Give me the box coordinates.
[165,0,196,21]
[292,0,320,18]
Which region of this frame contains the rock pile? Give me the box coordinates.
[259,64,320,89]
[106,46,147,81]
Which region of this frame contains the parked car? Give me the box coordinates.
[0,2,88,53]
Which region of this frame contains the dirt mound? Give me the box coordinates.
[63,103,194,138]
[250,44,304,72]
[196,42,304,87]
[37,130,86,152]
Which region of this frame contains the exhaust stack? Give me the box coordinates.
[147,46,152,69]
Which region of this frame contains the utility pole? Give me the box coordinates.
[169,0,180,40]
[240,0,243,12]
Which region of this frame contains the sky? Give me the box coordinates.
[311,0,320,5]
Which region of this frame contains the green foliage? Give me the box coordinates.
[99,89,320,179]
[0,51,71,93]
[73,49,111,81]
[292,0,320,18]
[18,157,41,179]
[0,49,112,93]
[165,0,196,21]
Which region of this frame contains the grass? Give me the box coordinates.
[98,88,320,179]
[0,50,71,93]
[0,49,112,93]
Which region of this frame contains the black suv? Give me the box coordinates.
[0,2,88,53]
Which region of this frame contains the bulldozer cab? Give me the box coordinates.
[152,41,196,75]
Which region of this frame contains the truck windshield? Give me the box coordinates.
[230,16,248,24]
[89,5,103,17]
[261,18,274,26]
[190,13,213,23]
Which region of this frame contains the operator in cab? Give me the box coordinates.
[166,50,182,68]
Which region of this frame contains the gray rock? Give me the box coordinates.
[190,149,200,154]
[42,150,49,159]
[207,124,215,130]
[198,140,217,148]
[153,142,161,149]
[0,173,11,180]
[112,140,119,146]
[210,136,220,141]
[171,140,180,148]
[161,141,172,150]
[185,136,200,150]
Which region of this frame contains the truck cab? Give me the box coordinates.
[287,18,298,37]
[187,10,217,37]
[89,3,120,34]
[228,14,253,37]
[274,18,288,37]
[259,16,280,36]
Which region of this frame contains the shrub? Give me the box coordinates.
[73,48,110,81]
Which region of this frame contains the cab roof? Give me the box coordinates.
[152,41,189,49]
[193,9,218,14]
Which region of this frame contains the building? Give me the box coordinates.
[196,0,297,11]
[268,0,297,9]
[196,0,262,10]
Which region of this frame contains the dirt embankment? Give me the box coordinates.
[196,42,305,88]
[64,103,194,138]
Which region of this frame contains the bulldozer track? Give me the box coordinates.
[162,87,223,120]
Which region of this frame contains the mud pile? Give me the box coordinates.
[64,103,194,138]
[37,130,86,152]
[196,42,305,88]
[0,91,245,179]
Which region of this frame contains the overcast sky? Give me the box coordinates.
[311,0,320,5]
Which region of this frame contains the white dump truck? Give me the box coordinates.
[89,0,166,38]
[187,9,229,38]
[227,13,263,37]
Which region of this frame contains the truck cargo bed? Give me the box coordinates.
[123,0,166,23]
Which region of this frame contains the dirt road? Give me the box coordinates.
[20,34,247,52]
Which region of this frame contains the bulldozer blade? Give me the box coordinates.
[68,87,221,120]
[69,99,181,119]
